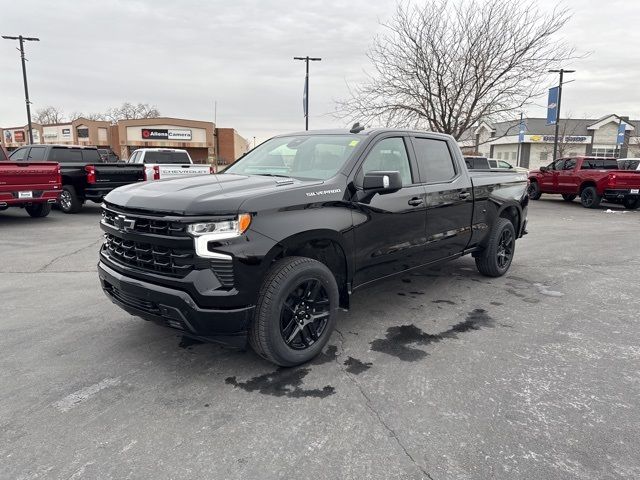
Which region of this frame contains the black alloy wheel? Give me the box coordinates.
[528,181,541,200]
[280,279,330,350]
[496,228,514,270]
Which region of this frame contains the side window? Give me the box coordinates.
[563,159,576,170]
[129,152,139,163]
[81,149,100,163]
[9,147,27,161]
[413,138,457,183]
[553,160,564,170]
[499,161,512,169]
[28,147,46,161]
[358,137,412,186]
[580,160,592,170]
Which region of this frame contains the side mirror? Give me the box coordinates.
[540,166,548,172]
[362,171,402,193]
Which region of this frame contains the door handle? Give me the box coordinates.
[459,192,471,200]
[408,197,424,206]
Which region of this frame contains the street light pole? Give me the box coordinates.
[549,68,575,162]
[294,56,321,130]
[2,35,40,144]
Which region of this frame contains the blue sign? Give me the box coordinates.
[518,119,526,143]
[617,122,626,146]
[546,87,559,125]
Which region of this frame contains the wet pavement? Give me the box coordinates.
[1,198,639,479]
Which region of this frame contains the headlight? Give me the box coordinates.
[187,214,252,237]
[188,214,251,260]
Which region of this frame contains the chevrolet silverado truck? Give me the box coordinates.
[127,148,212,181]
[0,157,61,217]
[98,128,529,366]
[528,156,640,209]
[9,144,145,213]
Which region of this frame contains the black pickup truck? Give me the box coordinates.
[98,128,529,366]
[9,144,145,213]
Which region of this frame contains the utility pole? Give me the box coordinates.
[293,56,321,130]
[2,35,40,144]
[548,68,575,163]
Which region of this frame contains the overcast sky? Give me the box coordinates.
[1,0,639,142]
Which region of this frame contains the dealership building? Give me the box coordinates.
[460,114,640,170]
[1,117,249,165]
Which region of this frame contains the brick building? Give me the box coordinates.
[1,116,250,165]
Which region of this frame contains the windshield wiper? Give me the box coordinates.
[254,173,292,178]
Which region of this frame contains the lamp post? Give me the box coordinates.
[293,56,322,130]
[548,68,575,162]
[2,35,40,144]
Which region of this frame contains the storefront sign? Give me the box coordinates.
[4,131,12,143]
[62,128,71,139]
[33,130,41,143]
[526,135,590,144]
[14,131,25,142]
[141,128,192,141]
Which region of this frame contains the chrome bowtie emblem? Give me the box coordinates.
[114,214,135,232]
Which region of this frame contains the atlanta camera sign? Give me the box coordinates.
[141,128,192,141]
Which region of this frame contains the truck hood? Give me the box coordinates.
[104,173,324,215]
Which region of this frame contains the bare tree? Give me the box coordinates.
[33,106,65,124]
[104,102,161,124]
[69,111,107,122]
[336,0,577,139]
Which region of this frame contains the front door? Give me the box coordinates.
[539,159,564,192]
[410,136,474,262]
[351,136,428,287]
[557,158,578,193]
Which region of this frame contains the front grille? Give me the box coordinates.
[107,284,159,314]
[102,208,188,237]
[103,233,194,277]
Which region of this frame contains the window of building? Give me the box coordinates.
[511,152,517,161]
[539,152,548,161]
[568,151,576,157]
[77,128,89,139]
[592,147,619,158]
[412,137,457,183]
[496,152,502,159]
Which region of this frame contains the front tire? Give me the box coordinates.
[475,218,516,277]
[580,186,601,209]
[528,181,541,200]
[59,185,82,213]
[623,197,640,210]
[562,194,577,202]
[249,256,339,367]
[25,203,51,218]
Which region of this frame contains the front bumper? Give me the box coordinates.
[98,261,254,347]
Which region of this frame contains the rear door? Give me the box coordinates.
[351,135,428,286]
[410,136,474,262]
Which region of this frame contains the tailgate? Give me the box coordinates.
[611,171,640,189]
[0,162,60,188]
[94,163,145,185]
[158,164,211,179]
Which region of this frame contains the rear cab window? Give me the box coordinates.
[143,151,191,164]
[51,147,83,163]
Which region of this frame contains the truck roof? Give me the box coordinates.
[132,148,188,153]
[279,128,454,141]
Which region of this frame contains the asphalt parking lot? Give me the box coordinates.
[1,199,639,480]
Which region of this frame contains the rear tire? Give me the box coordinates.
[59,185,82,213]
[475,218,516,277]
[561,194,577,202]
[623,197,640,210]
[25,203,51,218]
[249,256,339,367]
[528,181,541,200]
[580,186,601,209]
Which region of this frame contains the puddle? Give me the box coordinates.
[343,357,373,375]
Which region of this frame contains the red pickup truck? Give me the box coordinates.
[528,157,640,209]
[0,146,62,217]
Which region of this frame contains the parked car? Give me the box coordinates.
[618,158,640,171]
[528,157,640,209]
[0,157,61,217]
[464,156,491,169]
[487,158,528,174]
[127,148,212,181]
[9,144,145,213]
[98,148,120,163]
[98,128,529,366]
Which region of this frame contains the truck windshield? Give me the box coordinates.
[225,134,362,180]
